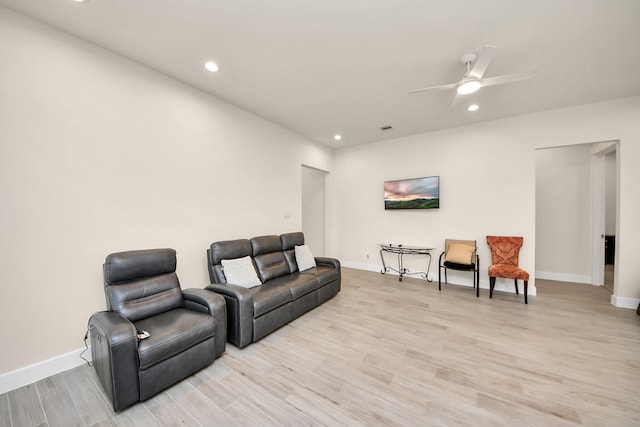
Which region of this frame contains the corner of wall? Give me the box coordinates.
[610,294,640,310]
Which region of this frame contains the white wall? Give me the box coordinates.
[332,122,536,289]
[0,8,333,378]
[535,144,592,283]
[330,97,640,308]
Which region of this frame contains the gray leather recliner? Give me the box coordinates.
[88,248,226,412]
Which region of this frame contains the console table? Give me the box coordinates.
[379,243,434,282]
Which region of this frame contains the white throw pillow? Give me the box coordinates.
[221,256,262,288]
[295,245,316,271]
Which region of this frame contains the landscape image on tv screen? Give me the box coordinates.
[384,176,440,210]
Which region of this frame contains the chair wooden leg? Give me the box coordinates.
[475,269,479,298]
[476,257,480,298]
[489,276,495,299]
[524,280,528,304]
[514,279,519,295]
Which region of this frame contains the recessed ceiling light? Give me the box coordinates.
[457,80,481,95]
[334,134,342,141]
[467,104,479,112]
[72,0,89,3]
[204,61,220,73]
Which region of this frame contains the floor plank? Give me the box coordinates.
[0,393,12,427]
[7,384,46,427]
[36,375,82,427]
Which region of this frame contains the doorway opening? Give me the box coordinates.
[593,142,618,294]
[534,141,618,300]
[301,165,328,256]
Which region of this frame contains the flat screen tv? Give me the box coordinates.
[384,176,440,210]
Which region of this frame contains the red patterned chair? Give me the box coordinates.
[486,236,530,304]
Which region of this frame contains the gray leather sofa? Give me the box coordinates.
[89,248,227,411]
[206,232,341,348]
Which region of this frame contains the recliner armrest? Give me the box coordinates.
[183,288,227,357]
[205,283,254,348]
[88,311,139,412]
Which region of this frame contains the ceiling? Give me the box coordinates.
[2,0,639,148]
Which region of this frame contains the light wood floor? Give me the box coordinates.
[2,268,639,426]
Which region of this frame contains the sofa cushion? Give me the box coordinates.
[209,239,252,266]
[295,245,316,271]
[253,251,290,283]
[282,249,298,273]
[281,232,305,273]
[135,308,216,370]
[251,235,283,256]
[281,232,304,250]
[221,256,262,288]
[267,272,322,300]
[299,265,339,286]
[249,235,289,282]
[249,282,292,317]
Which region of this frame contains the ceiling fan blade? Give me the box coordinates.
[480,72,536,88]
[451,92,462,108]
[409,82,458,95]
[468,45,497,79]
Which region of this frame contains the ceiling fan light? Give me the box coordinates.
[204,61,220,72]
[457,80,481,95]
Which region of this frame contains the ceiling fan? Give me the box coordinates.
[409,45,535,102]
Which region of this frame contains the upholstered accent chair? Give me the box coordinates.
[438,239,479,297]
[88,248,227,411]
[486,236,530,304]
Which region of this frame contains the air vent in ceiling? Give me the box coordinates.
[380,125,393,131]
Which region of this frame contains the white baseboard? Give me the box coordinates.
[611,294,640,310]
[342,261,536,295]
[0,347,91,395]
[342,260,382,274]
[536,270,591,284]
[342,261,438,282]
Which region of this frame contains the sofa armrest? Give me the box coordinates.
[205,283,254,348]
[183,288,227,358]
[315,257,341,290]
[315,257,340,270]
[88,311,139,412]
